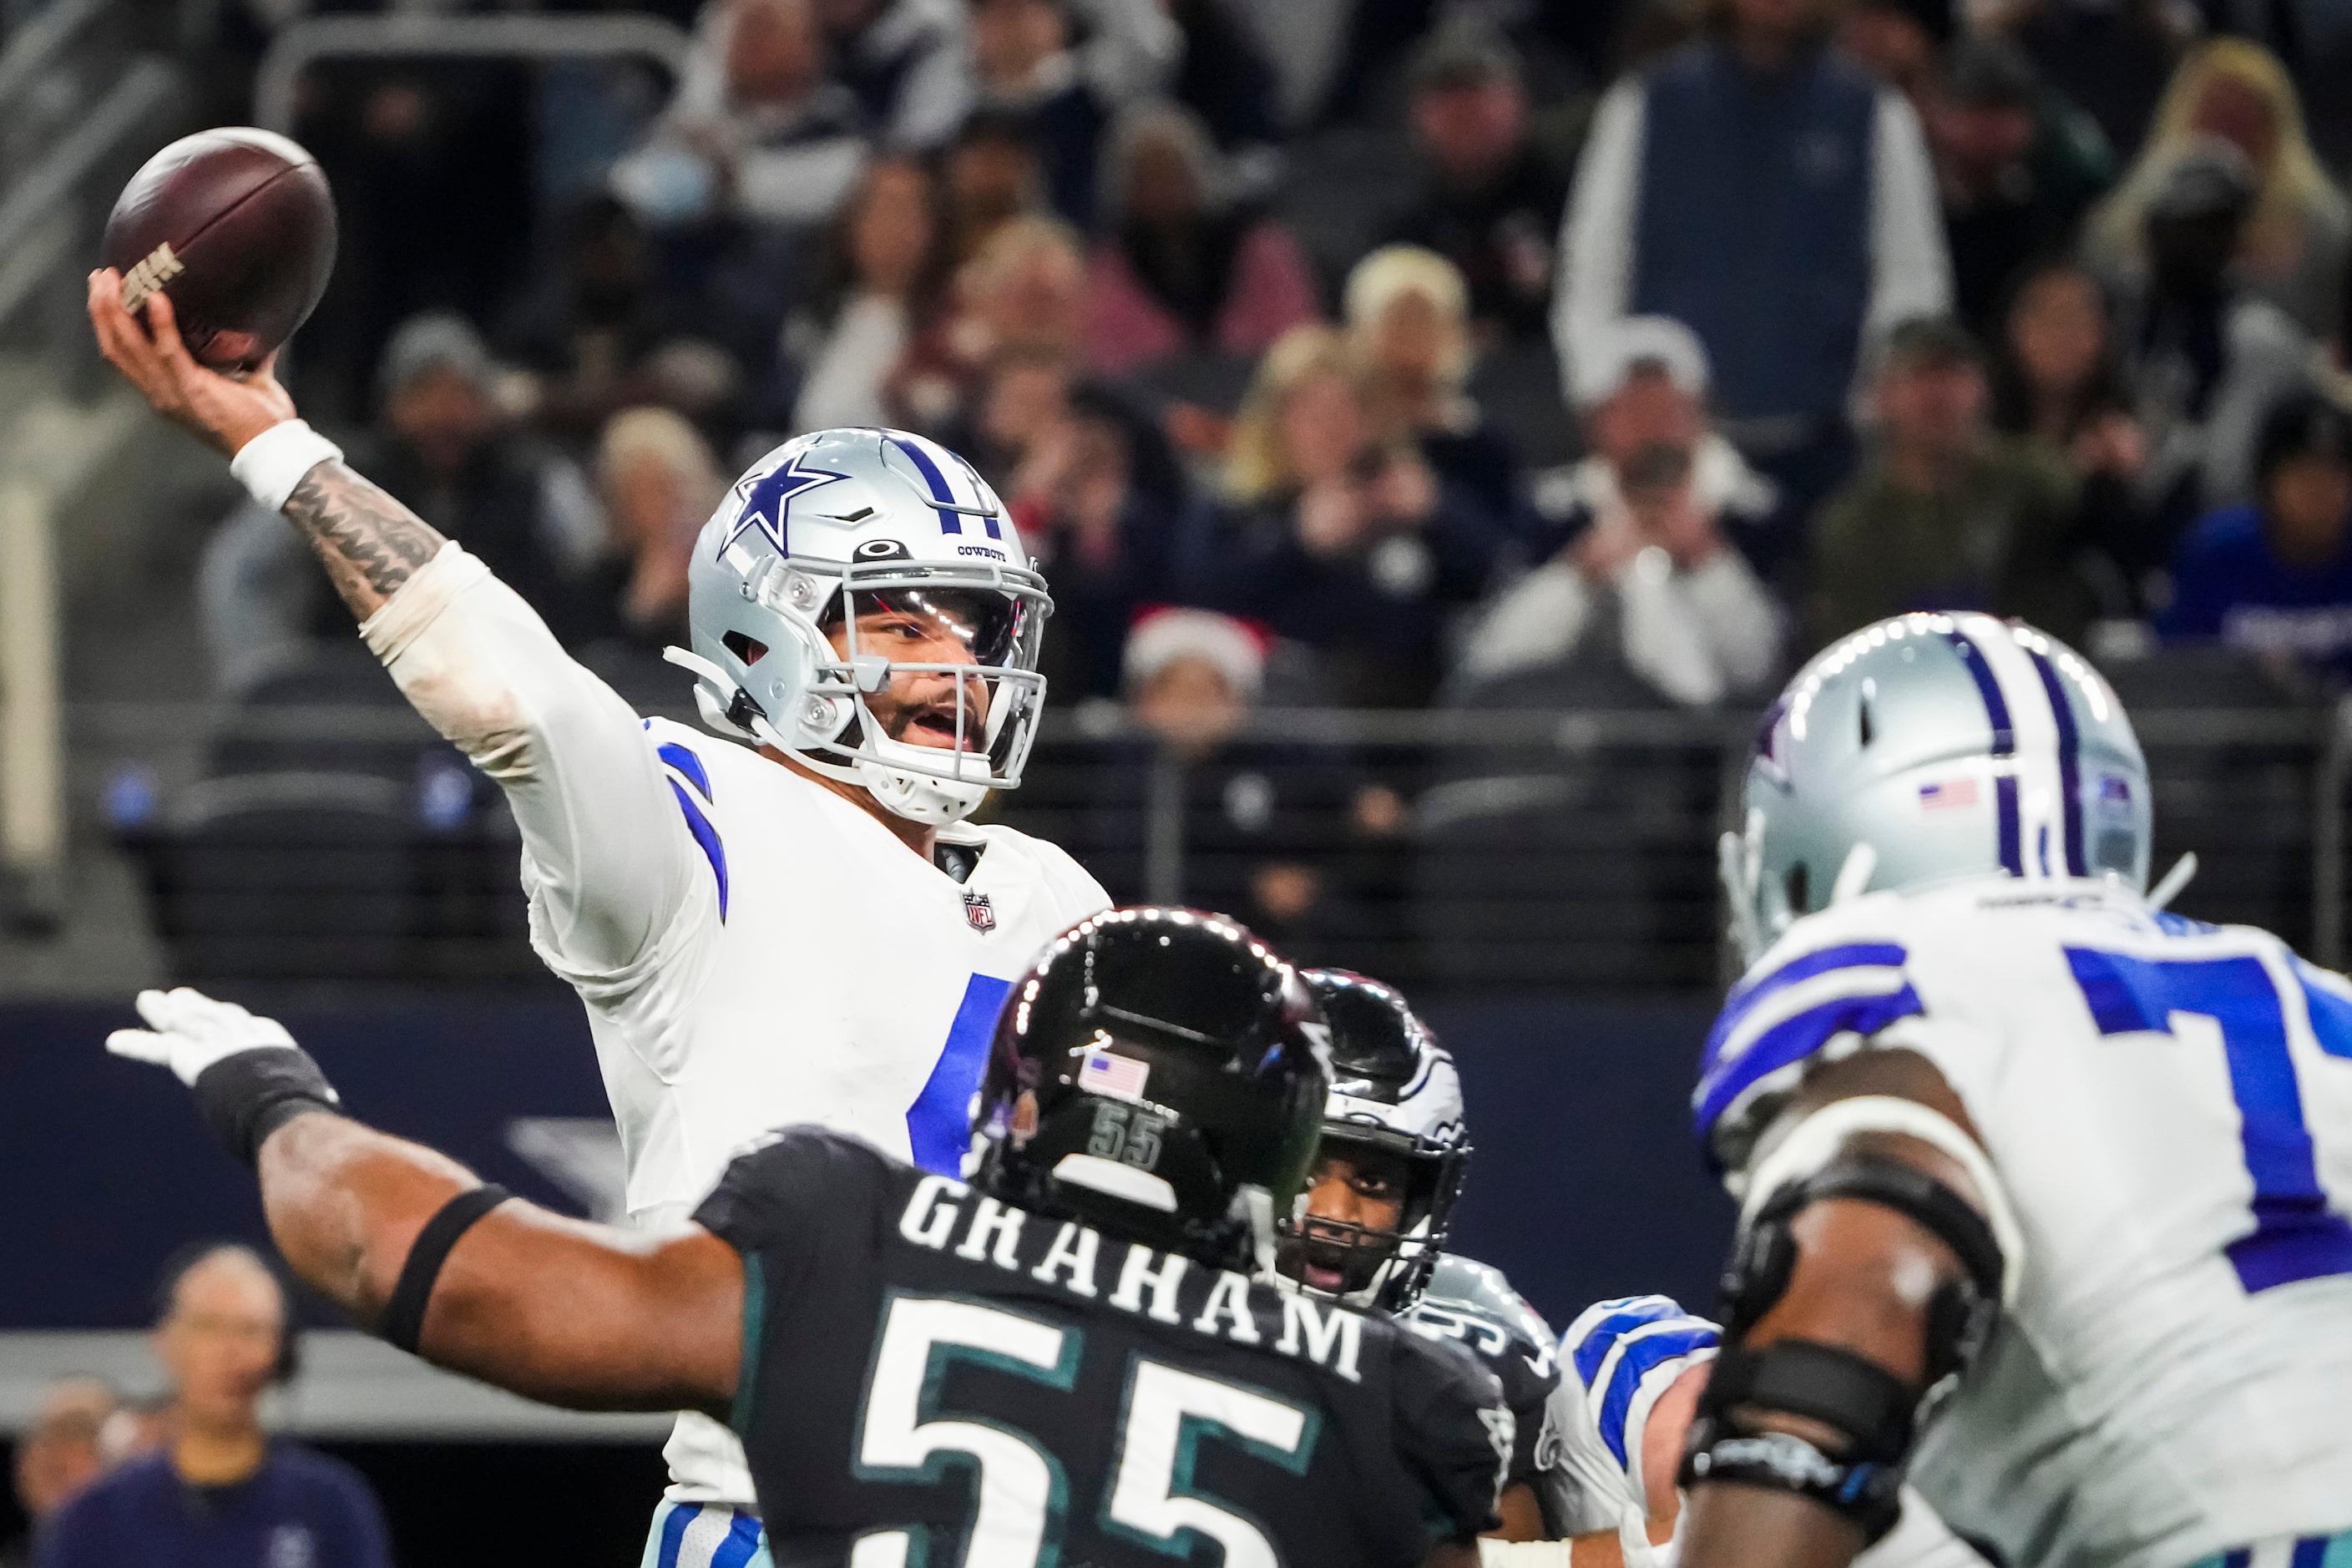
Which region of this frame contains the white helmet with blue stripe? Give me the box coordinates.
[664,426,1052,824]
[1723,612,2153,964]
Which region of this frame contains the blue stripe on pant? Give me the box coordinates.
[641,1503,771,1568]
[2183,1530,2352,1568]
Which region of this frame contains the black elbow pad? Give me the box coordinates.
[1678,1152,2007,1540]
[1723,1151,2006,1381]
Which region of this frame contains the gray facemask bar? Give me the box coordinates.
[772,556,1053,791]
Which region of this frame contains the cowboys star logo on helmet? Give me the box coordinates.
[721,444,852,556]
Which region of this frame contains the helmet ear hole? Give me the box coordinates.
[1785,861,1811,916]
[723,632,768,665]
[1858,694,1874,748]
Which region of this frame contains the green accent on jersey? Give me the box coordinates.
[732,1252,768,1440]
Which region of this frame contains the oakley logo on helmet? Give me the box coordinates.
[855,538,911,562]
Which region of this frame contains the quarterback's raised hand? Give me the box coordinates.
[86,269,295,455]
[90,266,445,616]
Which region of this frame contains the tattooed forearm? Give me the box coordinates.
[284,460,448,619]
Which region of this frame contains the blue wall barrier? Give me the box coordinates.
[0,993,1734,1336]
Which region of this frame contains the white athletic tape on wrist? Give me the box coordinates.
[1478,1538,1576,1568]
[230,419,344,513]
[1740,1095,2025,1305]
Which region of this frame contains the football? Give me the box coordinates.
[100,126,336,372]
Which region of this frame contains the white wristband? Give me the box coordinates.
[230,419,344,513]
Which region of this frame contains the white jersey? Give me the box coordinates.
[362,545,1109,1505]
[1698,874,2352,1568]
[1546,1297,1975,1568]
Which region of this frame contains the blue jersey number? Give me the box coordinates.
[906,974,1015,1176]
[2066,947,2352,1292]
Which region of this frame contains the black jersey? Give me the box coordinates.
[1401,1255,1568,1533]
[693,1128,1511,1568]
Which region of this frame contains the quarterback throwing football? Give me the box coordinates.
[89,275,1110,1565]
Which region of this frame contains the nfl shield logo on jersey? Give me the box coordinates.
[963,892,997,933]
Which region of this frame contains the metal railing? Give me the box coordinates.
[0,54,174,330]
[56,694,2352,993]
[251,13,693,136]
[0,0,181,927]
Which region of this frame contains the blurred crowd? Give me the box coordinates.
[6,1247,390,1568]
[154,0,2352,964]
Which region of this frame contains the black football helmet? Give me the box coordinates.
[1276,969,1472,1312]
[969,907,1333,1275]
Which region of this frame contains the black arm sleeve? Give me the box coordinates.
[1391,1334,1514,1541]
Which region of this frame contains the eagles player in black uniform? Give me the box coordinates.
[106,910,1512,1568]
[1275,970,1571,1544]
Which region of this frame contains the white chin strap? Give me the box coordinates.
[857,761,989,825]
[1719,816,1768,965]
[1830,842,1878,905]
[2147,852,2198,910]
[1235,1187,1282,1282]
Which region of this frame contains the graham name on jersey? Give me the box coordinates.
[901,1175,1368,1380]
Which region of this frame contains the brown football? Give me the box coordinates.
[101,127,337,373]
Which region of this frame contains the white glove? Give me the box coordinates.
[108,987,302,1086]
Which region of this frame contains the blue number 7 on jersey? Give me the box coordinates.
[2066,948,2352,1292]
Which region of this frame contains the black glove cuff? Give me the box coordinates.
[190,1047,343,1166]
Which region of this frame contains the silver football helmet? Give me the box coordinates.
[1724,612,2153,964]
[666,427,1052,824]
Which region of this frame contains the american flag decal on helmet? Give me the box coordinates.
[1919,778,1980,812]
[1079,1050,1150,1101]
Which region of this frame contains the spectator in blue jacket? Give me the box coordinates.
[2162,392,2352,678]
[1555,0,1951,518]
[39,1245,391,1568]
[1182,325,1510,708]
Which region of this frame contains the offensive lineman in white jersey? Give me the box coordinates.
[1667,610,2352,1568]
[89,277,1110,1566]
[1536,1297,1983,1568]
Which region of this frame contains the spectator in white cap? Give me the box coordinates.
[1454,313,1787,708]
[1565,313,1711,410]
[1540,315,1798,579]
